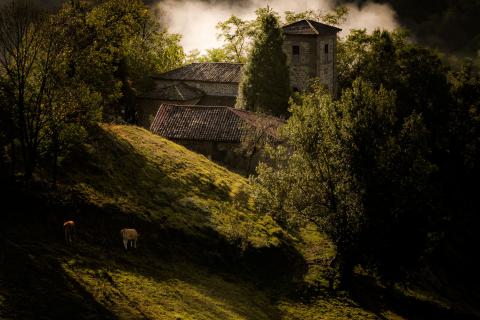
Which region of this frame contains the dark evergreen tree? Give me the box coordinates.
[236,9,291,117]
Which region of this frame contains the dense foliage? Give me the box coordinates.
[254,30,480,287]
[56,0,184,122]
[349,0,480,58]
[236,9,290,117]
[0,0,184,181]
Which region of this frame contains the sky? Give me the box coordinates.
[156,0,399,53]
[0,0,400,54]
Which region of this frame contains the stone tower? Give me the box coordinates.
[282,20,341,95]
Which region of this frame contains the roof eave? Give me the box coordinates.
[153,77,241,84]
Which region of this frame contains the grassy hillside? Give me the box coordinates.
[0,124,476,320]
[64,124,284,249]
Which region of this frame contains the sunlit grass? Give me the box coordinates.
[64,124,282,247]
[61,251,277,320]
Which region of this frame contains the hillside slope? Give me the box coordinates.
[1,124,475,320]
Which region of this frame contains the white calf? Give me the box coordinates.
[120,228,139,250]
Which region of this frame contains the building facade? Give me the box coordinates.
[138,20,341,128]
[137,62,242,127]
[282,20,341,94]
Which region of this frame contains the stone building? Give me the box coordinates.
[149,104,284,175]
[137,62,242,127]
[139,20,340,173]
[138,20,341,128]
[282,20,341,94]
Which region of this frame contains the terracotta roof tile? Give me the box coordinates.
[149,104,284,142]
[153,63,243,83]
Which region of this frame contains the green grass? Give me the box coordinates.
[65,124,282,248]
[60,243,279,320]
[1,124,473,320]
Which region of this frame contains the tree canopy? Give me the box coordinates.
[0,0,184,181]
[254,29,480,288]
[236,8,290,117]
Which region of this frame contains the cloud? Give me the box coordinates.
[157,0,399,53]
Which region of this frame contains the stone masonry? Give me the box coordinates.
[282,20,341,95]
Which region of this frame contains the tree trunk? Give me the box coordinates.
[51,134,59,188]
[10,138,16,178]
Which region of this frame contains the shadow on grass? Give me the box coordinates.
[63,242,285,320]
[0,236,119,320]
[349,273,480,320]
[0,170,306,319]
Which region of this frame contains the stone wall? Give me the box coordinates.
[283,34,337,94]
[171,139,262,176]
[185,81,238,97]
[316,35,337,94]
[283,35,318,91]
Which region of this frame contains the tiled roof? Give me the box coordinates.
[139,82,205,101]
[150,104,284,142]
[153,63,244,83]
[282,20,341,36]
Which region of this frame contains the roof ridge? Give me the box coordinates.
[154,63,243,83]
[308,19,342,31]
[304,19,319,35]
[190,62,244,65]
[161,103,229,109]
[160,81,202,91]
[282,19,342,35]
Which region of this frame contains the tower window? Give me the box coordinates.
[324,44,329,54]
[292,45,300,64]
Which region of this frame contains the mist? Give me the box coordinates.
[0,0,399,55]
[157,0,399,53]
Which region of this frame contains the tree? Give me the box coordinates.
[236,8,291,117]
[216,15,256,63]
[184,16,255,64]
[0,81,12,179]
[0,0,185,181]
[337,28,480,247]
[236,117,283,175]
[284,6,348,26]
[0,1,102,182]
[253,79,434,287]
[0,2,63,180]
[56,0,185,123]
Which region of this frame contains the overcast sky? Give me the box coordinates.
[157,0,399,53]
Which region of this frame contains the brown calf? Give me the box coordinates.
[120,228,139,250]
[64,220,75,245]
